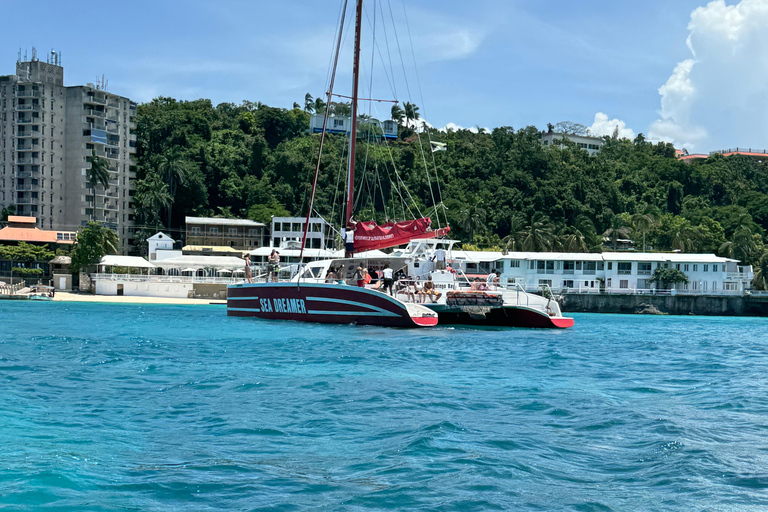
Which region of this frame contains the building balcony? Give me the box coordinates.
[617,270,632,275]
[17,144,40,151]
[17,157,40,165]
[85,109,106,118]
[17,119,38,125]
[16,184,37,191]
[16,196,39,205]
[17,171,40,179]
[563,269,575,275]
[84,95,107,105]
[638,270,652,275]
[17,90,41,98]
[108,179,119,187]
[16,132,34,138]
[16,104,40,112]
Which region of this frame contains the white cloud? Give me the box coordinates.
[649,0,768,151]
[588,112,635,139]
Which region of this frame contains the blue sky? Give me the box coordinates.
[3,0,765,151]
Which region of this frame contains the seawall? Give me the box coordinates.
[560,293,768,317]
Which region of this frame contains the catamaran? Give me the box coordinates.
[227,0,443,327]
[227,0,574,329]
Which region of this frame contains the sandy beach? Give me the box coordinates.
[52,292,225,306]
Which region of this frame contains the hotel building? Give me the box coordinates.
[0,50,137,251]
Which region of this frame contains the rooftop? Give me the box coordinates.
[186,216,265,227]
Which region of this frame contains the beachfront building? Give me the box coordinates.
[0,214,76,283]
[309,114,398,140]
[185,216,266,250]
[678,147,768,164]
[270,216,335,250]
[450,249,754,295]
[0,50,137,250]
[541,131,604,156]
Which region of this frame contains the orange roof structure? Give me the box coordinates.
[0,216,75,245]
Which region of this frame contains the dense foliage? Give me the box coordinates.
[70,222,120,273]
[131,98,768,277]
[0,242,55,277]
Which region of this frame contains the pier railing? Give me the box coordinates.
[90,273,244,285]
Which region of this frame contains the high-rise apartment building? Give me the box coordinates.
[0,50,137,251]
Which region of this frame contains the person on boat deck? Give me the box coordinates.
[431,247,447,270]
[343,220,357,258]
[244,253,253,283]
[421,275,441,303]
[397,276,416,302]
[325,267,337,283]
[353,265,365,288]
[336,264,347,285]
[382,265,394,295]
[268,250,280,282]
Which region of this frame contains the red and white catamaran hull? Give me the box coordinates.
[227,282,438,328]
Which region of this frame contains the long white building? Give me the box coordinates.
[448,248,753,294]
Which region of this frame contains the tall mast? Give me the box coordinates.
[345,0,363,228]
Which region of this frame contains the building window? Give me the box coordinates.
[191,227,201,235]
[704,264,709,272]
[684,264,690,271]
[617,262,632,275]
[713,265,718,272]
[620,280,629,289]
[607,262,613,271]
[228,228,237,235]
[508,260,520,268]
[210,227,219,234]
[693,264,698,272]
[638,262,652,275]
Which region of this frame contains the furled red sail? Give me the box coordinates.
[354,218,450,252]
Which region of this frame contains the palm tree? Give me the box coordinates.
[403,102,420,129]
[458,204,486,244]
[603,215,631,250]
[671,223,697,252]
[631,208,657,252]
[304,93,314,113]
[391,104,405,124]
[719,225,758,263]
[86,149,111,221]
[314,97,326,114]
[560,226,589,253]
[157,150,190,229]
[518,213,556,252]
[136,175,172,230]
[501,214,526,254]
[752,251,768,290]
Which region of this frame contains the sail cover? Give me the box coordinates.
[353,218,450,252]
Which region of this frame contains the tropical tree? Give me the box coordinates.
[403,102,420,128]
[157,149,191,229]
[314,97,326,114]
[648,267,689,290]
[304,93,314,113]
[518,213,556,252]
[752,251,768,290]
[560,226,589,253]
[719,225,758,263]
[0,242,55,283]
[603,214,631,251]
[86,149,111,219]
[70,222,119,274]
[458,203,487,244]
[631,208,658,252]
[501,214,526,254]
[134,174,173,230]
[391,104,405,124]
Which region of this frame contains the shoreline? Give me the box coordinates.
[51,292,225,306]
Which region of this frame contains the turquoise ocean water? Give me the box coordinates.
[2,301,768,511]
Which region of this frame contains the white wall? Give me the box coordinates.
[95,280,193,298]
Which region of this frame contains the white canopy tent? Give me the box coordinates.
[97,255,156,275]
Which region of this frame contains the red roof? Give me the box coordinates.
[0,226,74,244]
[7,215,36,224]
